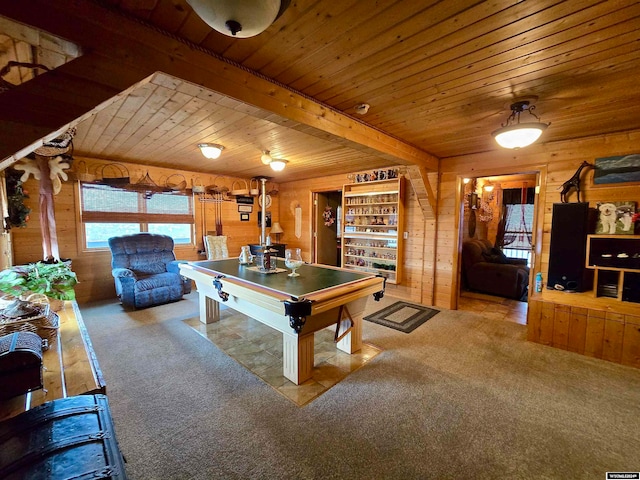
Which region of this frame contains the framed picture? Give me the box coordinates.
[596,201,637,235]
[258,211,271,227]
[593,154,640,185]
[240,213,250,222]
[238,205,253,213]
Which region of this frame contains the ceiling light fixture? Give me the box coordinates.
[198,143,224,159]
[269,159,288,171]
[354,103,370,115]
[492,101,549,149]
[186,0,291,38]
[261,150,273,165]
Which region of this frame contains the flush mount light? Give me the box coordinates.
[492,101,549,149]
[269,159,288,171]
[198,143,224,159]
[186,0,291,38]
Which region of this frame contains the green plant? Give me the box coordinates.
[0,261,77,300]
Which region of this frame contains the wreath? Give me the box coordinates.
[5,168,31,229]
[323,206,335,226]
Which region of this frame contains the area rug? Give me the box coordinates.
[364,301,439,333]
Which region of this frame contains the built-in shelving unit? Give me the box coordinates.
[586,234,640,303]
[341,177,404,283]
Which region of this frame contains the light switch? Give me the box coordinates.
[403,231,408,239]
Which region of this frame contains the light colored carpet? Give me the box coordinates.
[80,292,640,480]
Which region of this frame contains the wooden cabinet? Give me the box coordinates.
[341,177,404,284]
[528,291,640,369]
[585,234,640,303]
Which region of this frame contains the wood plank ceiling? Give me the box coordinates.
[0,0,639,182]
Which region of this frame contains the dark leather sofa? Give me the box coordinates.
[462,238,530,300]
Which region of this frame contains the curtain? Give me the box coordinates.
[500,187,535,248]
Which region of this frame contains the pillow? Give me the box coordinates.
[482,247,510,264]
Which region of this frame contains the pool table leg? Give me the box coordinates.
[336,297,366,354]
[199,293,220,324]
[282,332,314,385]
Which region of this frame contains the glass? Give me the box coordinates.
[148,224,192,244]
[284,248,303,277]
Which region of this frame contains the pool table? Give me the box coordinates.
[180,259,385,384]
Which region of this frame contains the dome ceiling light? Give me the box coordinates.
[186,0,291,38]
[198,143,224,159]
[269,158,288,171]
[492,100,549,149]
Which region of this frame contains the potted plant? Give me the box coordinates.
[0,261,77,310]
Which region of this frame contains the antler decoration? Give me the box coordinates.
[14,128,76,261]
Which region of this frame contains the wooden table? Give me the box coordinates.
[0,301,105,421]
[180,259,385,384]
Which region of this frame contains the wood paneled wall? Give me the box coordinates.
[11,156,272,303]
[441,129,640,310]
[9,129,640,311]
[278,170,436,305]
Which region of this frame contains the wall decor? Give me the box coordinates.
[237,205,253,213]
[596,201,637,235]
[258,211,271,227]
[240,213,249,221]
[593,154,640,185]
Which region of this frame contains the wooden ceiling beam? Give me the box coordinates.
[0,0,439,171]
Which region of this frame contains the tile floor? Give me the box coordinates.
[184,292,527,406]
[184,310,382,407]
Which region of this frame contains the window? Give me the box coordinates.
[79,182,194,249]
[500,187,534,266]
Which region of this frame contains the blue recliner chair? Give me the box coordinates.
[108,233,192,309]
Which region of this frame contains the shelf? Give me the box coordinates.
[585,235,640,304]
[344,264,397,279]
[343,230,398,237]
[345,254,396,263]
[344,244,396,251]
[341,177,404,284]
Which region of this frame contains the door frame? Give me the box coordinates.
[311,189,342,265]
[454,166,547,310]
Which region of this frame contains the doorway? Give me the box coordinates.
[457,172,541,324]
[313,191,341,266]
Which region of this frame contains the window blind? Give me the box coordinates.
[80,182,193,223]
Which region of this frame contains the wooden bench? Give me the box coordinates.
[0,301,105,421]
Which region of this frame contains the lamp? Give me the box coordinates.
[269,159,288,171]
[186,0,291,38]
[492,101,549,149]
[270,222,284,243]
[198,143,224,159]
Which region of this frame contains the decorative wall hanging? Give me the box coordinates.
[295,205,302,238]
[12,127,75,261]
[478,201,493,223]
[593,154,640,185]
[323,206,335,227]
[5,168,31,229]
[595,201,637,235]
